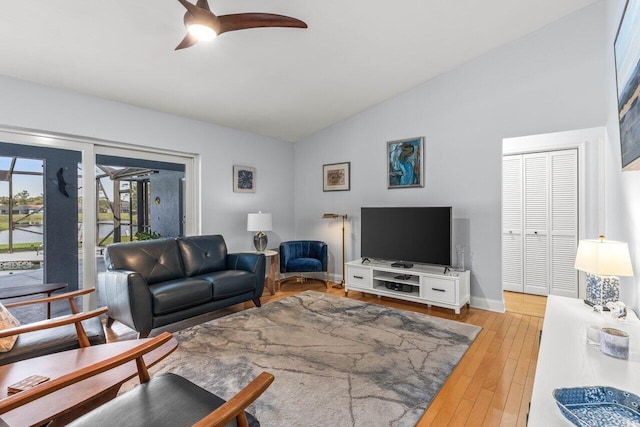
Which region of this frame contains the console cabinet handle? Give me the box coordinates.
[354,275,364,279]
[432,288,445,292]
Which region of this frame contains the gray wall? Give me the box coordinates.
[293,2,608,310]
[0,76,296,253]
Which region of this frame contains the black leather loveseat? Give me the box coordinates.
[98,235,265,338]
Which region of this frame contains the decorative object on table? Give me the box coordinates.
[7,374,49,394]
[586,325,601,346]
[455,245,466,271]
[174,0,307,50]
[607,301,629,321]
[600,327,630,359]
[121,291,481,426]
[322,162,350,192]
[322,213,348,288]
[553,386,640,426]
[233,165,256,193]
[387,136,424,189]
[574,236,634,309]
[615,0,640,171]
[247,211,272,251]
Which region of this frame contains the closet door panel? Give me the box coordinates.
[523,153,549,295]
[550,149,578,297]
[502,155,523,292]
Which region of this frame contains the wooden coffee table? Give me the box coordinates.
[0,282,67,318]
[0,337,178,426]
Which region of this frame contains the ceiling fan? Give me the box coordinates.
[175,0,308,50]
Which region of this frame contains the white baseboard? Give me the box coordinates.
[470,296,506,313]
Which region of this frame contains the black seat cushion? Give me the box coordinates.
[178,235,227,277]
[0,316,106,366]
[68,373,260,427]
[105,239,185,285]
[198,270,256,300]
[149,278,213,316]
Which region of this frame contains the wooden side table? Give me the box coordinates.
[247,250,278,295]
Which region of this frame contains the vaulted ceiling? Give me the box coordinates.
[0,1,597,142]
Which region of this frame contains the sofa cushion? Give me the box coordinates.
[286,258,323,272]
[178,235,227,277]
[149,277,213,316]
[198,270,256,300]
[0,316,106,366]
[105,239,185,285]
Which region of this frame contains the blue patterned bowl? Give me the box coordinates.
[553,386,640,426]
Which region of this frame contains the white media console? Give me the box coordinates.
[345,259,470,314]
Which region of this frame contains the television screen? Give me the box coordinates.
[361,207,452,266]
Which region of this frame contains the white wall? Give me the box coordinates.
[294,2,607,310]
[0,76,295,252]
[604,0,640,312]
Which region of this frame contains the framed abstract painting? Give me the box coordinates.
[615,0,640,170]
[233,165,256,193]
[387,137,424,189]
[323,162,350,191]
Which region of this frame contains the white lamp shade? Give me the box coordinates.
[575,238,634,277]
[247,212,272,232]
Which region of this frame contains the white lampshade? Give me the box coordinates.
[247,212,272,232]
[575,236,634,277]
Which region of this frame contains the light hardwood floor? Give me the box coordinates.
[106,283,547,426]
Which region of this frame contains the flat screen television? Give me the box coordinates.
[361,207,452,267]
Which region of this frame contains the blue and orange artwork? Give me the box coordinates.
[388,137,423,188]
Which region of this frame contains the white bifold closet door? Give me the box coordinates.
[502,149,577,297]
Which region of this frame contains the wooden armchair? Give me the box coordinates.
[0,332,274,427]
[0,288,107,366]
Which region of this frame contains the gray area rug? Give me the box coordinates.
[126,291,481,426]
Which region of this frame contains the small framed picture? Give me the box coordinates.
[323,162,350,192]
[233,165,256,193]
[387,137,424,189]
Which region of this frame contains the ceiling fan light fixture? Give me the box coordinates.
[187,23,217,41]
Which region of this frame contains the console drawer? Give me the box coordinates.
[421,277,455,303]
[346,266,372,289]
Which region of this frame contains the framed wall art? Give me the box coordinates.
[233,165,256,193]
[323,162,350,191]
[387,136,424,189]
[615,0,640,170]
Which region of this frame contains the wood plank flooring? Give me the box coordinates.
[105,283,546,426]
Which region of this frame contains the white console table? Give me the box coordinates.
[345,259,470,314]
[529,295,640,426]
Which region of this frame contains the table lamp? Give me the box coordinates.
[323,213,347,288]
[247,212,272,251]
[574,235,633,308]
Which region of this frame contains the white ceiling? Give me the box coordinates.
[0,0,597,142]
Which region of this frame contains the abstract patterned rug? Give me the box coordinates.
[125,291,481,426]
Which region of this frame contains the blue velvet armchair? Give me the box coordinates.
[279,240,329,288]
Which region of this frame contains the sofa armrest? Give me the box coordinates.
[227,253,266,295]
[98,270,153,334]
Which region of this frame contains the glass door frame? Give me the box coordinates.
[0,126,200,310]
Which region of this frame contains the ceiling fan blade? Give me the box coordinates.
[217,13,307,35]
[177,0,199,14]
[195,0,210,11]
[175,33,199,50]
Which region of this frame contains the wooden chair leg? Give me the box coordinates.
[105,317,115,328]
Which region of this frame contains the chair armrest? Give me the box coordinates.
[4,288,95,309]
[193,372,275,427]
[0,307,108,348]
[0,332,175,416]
[98,270,153,334]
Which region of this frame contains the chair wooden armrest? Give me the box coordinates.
[0,307,108,347]
[0,332,175,416]
[4,288,95,314]
[193,371,274,427]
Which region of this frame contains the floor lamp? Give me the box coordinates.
[322,213,347,288]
